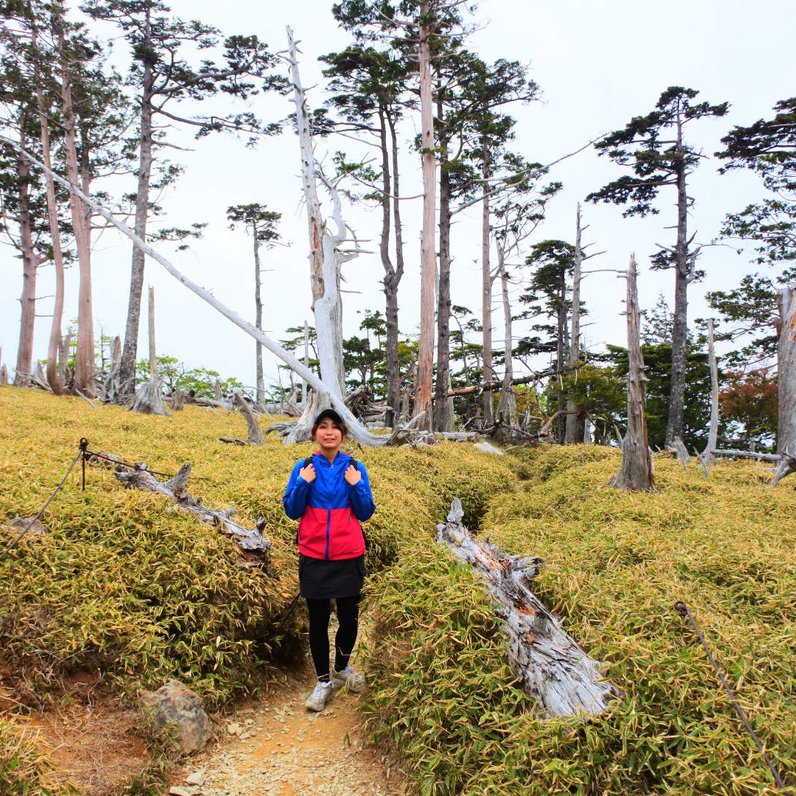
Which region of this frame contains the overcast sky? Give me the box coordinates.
[1,0,794,393]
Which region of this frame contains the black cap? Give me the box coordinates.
[313,408,345,427]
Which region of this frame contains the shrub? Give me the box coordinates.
[362,445,796,794]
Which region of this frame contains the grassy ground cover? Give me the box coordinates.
[362,445,795,794]
[0,387,516,788]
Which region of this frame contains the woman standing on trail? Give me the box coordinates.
[283,409,376,712]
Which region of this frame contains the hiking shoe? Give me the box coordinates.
[305,680,334,712]
[331,665,365,693]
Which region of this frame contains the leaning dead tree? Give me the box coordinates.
[5,139,386,447]
[93,454,270,556]
[437,499,618,716]
[609,255,655,491]
[772,285,796,485]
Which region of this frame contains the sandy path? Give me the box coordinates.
[170,669,407,796]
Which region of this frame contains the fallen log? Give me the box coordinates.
[710,449,781,462]
[436,498,618,717]
[94,456,270,555]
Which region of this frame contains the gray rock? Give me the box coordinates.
[11,516,48,535]
[474,441,504,455]
[140,680,210,755]
[186,769,206,786]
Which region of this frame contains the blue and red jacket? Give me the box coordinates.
[283,451,376,560]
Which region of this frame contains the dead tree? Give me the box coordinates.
[286,28,359,442]
[610,255,655,491]
[100,456,269,555]
[6,139,385,445]
[772,285,796,485]
[130,286,168,415]
[413,2,437,432]
[229,390,263,445]
[564,204,584,443]
[437,499,618,716]
[699,319,719,471]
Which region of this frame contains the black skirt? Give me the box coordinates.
[298,554,365,600]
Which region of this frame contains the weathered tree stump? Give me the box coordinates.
[101,457,269,555]
[232,390,262,444]
[437,498,618,717]
[668,436,690,471]
[129,380,169,416]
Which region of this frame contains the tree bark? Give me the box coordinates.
[434,98,454,432]
[253,223,265,405]
[13,125,38,388]
[703,319,719,465]
[413,3,437,432]
[109,458,269,554]
[437,499,618,716]
[481,154,495,429]
[564,204,583,444]
[35,47,66,396]
[147,285,157,376]
[496,251,518,429]
[385,112,405,428]
[288,28,345,407]
[772,286,796,485]
[56,18,95,397]
[665,114,689,447]
[119,13,155,401]
[610,255,655,491]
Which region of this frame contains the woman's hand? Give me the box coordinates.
[344,464,361,485]
[299,462,316,483]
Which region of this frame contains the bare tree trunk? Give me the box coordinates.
[481,155,494,429]
[59,331,72,388]
[130,284,167,415]
[148,286,157,377]
[288,28,345,399]
[301,319,309,405]
[610,255,655,491]
[107,335,121,401]
[496,251,518,429]
[771,286,796,485]
[14,135,37,388]
[438,499,617,716]
[35,51,66,396]
[703,319,719,465]
[564,204,583,444]
[119,14,155,401]
[57,20,95,397]
[665,117,688,447]
[253,227,265,405]
[377,107,397,428]
[434,99,453,432]
[385,112,405,428]
[413,4,437,431]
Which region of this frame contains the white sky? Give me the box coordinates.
[1,0,794,392]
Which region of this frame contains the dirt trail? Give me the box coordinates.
[170,668,407,796]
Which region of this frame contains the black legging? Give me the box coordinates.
[306,596,360,679]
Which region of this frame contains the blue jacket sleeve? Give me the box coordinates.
[347,462,376,521]
[283,460,310,520]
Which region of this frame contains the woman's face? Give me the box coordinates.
[314,418,344,452]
